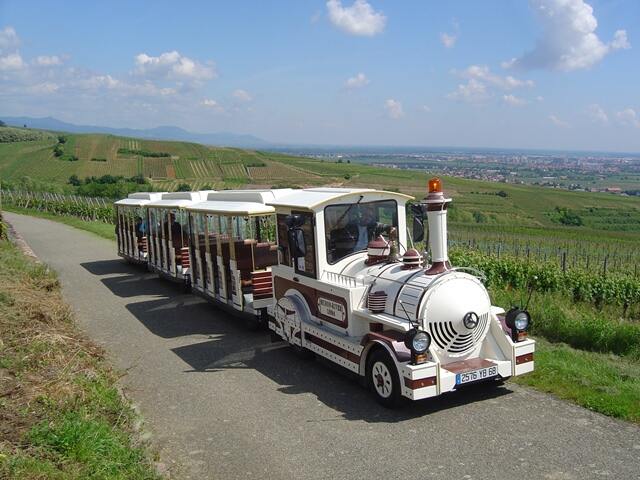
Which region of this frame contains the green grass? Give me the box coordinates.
[512,338,640,423]
[3,205,116,240]
[0,232,158,479]
[490,286,640,357]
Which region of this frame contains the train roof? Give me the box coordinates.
[114,192,165,206]
[206,189,292,203]
[266,188,413,211]
[186,201,275,216]
[146,190,215,208]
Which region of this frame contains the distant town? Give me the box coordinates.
[274,147,640,196]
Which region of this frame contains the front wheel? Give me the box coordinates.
[367,349,403,408]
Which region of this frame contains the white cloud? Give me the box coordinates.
[536,95,544,102]
[447,78,489,103]
[587,104,608,124]
[440,32,457,48]
[0,52,25,71]
[508,0,631,71]
[616,108,640,128]
[384,98,403,119]
[326,0,386,36]
[611,29,631,50]
[422,105,431,112]
[34,55,63,66]
[202,98,224,113]
[549,114,570,128]
[448,65,534,104]
[0,26,20,51]
[232,89,252,102]
[134,51,216,82]
[345,72,369,89]
[503,94,528,107]
[461,65,534,89]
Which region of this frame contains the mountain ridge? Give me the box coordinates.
[1,116,271,148]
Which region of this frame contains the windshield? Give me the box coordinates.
[324,200,397,264]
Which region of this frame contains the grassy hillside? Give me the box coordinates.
[1,130,639,246]
[0,131,319,190]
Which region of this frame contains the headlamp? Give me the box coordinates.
[404,329,431,364]
[505,307,531,342]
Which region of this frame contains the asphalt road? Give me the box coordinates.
[5,211,640,480]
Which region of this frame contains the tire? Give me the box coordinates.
[367,348,403,408]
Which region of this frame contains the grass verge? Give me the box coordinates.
[0,232,158,479]
[512,338,640,423]
[2,205,116,241]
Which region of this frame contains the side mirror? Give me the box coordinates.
[288,229,306,257]
[285,214,305,229]
[411,204,424,243]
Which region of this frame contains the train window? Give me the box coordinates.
[276,212,316,277]
[256,215,276,243]
[232,216,253,240]
[324,200,398,264]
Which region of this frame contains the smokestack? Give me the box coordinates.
[422,178,451,275]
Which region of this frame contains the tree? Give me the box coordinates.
[68,174,81,186]
[176,183,191,192]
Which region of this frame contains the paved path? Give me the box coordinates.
[4,211,640,480]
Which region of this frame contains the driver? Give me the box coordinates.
[353,205,376,250]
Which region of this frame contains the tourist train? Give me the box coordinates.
[114,179,535,406]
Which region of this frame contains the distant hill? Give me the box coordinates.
[1,116,271,148]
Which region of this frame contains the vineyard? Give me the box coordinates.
[1,190,113,223]
[449,228,640,278]
[450,249,639,317]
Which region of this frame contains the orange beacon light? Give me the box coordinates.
[428,177,442,193]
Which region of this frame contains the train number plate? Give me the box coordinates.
[456,365,498,385]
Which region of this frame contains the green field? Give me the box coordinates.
[1,129,639,267]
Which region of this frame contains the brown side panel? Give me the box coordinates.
[361,330,411,363]
[274,277,348,328]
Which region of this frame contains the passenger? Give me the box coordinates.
[168,212,183,247]
[134,216,146,240]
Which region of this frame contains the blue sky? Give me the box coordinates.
[1,0,638,151]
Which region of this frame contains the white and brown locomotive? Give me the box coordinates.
[115,179,535,406]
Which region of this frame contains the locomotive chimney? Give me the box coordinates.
[422,177,452,275]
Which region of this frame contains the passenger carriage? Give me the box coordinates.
[145,191,213,284]
[184,189,292,327]
[114,192,164,263]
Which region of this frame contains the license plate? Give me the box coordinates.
[456,365,498,385]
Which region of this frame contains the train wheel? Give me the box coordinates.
[367,349,402,408]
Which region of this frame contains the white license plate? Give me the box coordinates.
[456,365,498,385]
